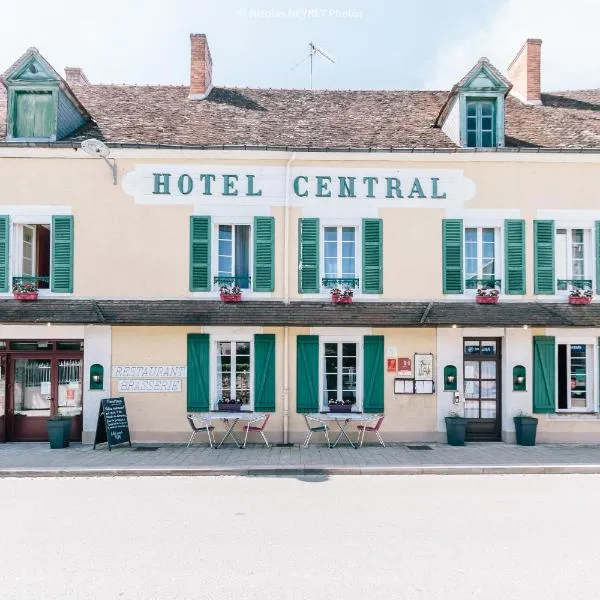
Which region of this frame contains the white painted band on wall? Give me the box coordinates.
[112,366,187,378]
[117,379,182,393]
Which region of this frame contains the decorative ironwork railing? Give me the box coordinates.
[321,278,360,289]
[213,276,251,288]
[12,275,50,289]
[557,279,592,291]
[465,278,502,290]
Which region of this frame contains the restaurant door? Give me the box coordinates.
[463,338,502,441]
[0,341,83,442]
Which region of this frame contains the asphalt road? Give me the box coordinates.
[0,474,599,600]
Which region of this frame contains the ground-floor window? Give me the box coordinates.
[321,341,359,411]
[215,340,252,408]
[557,343,594,411]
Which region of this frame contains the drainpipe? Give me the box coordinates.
[282,152,296,444]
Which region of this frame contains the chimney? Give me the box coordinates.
[64,67,90,85]
[507,39,542,105]
[189,33,213,100]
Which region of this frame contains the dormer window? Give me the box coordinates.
[466,99,496,148]
[12,91,54,139]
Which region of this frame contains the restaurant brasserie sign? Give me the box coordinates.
[122,165,476,206]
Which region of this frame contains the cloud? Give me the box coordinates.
[424,0,600,91]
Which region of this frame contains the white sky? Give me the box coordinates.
[1,0,599,91]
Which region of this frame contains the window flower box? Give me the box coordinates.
[12,280,39,301]
[330,287,353,304]
[569,289,592,305]
[329,404,352,413]
[476,288,499,304]
[218,401,242,412]
[13,291,39,301]
[219,284,242,303]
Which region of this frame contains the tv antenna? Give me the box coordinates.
[81,139,117,185]
[291,42,336,88]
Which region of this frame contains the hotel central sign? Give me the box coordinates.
[122,165,476,207]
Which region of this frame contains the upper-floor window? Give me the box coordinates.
[12,91,54,139]
[322,226,358,289]
[13,224,51,290]
[216,224,251,290]
[466,100,495,148]
[556,228,593,292]
[464,227,501,292]
[557,343,594,412]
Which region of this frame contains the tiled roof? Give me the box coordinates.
[1,79,600,149]
[1,299,599,326]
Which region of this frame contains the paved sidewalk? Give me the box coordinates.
[3,441,600,476]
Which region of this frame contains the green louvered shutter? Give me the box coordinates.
[51,215,73,293]
[534,220,555,295]
[504,219,526,295]
[533,335,555,414]
[253,217,275,292]
[363,335,384,413]
[362,219,383,294]
[595,222,600,295]
[190,216,211,291]
[442,219,463,294]
[0,216,9,292]
[254,334,276,412]
[296,335,319,413]
[298,218,319,293]
[187,334,210,411]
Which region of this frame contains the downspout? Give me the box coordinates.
[283,152,296,444]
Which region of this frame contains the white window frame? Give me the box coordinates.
[463,226,502,294]
[10,220,52,297]
[555,341,596,413]
[211,335,254,412]
[211,218,253,291]
[318,334,363,412]
[555,227,593,294]
[319,219,361,294]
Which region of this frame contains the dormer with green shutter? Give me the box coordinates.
[1,48,89,142]
[435,58,512,149]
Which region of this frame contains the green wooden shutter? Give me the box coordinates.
[504,219,526,295]
[298,218,319,293]
[0,216,9,292]
[595,222,600,295]
[533,335,555,414]
[187,334,210,411]
[534,220,555,295]
[190,216,211,292]
[362,219,383,294]
[14,91,54,138]
[51,215,73,293]
[254,334,276,412]
[363,335,384,413]
[253,217,275,292]
[442,219,463,294]
[296,335,319,413]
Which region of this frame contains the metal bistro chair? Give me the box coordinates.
[186,414,215,448]
[303,415,331,448]
[356,415,386,447]
[242,413,271,448]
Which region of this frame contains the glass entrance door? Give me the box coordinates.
[463,339,502,441]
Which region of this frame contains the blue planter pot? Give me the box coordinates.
[47,418,72,449]
[445,417,468,446]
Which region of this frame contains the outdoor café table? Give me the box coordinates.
[308,413,375,449]
[201,412,266,449]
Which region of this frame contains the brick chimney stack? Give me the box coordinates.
[189,33,213,100]
[507,39,542,105]
[64,67,90,85]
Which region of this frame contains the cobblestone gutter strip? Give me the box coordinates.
[2,464,600,477]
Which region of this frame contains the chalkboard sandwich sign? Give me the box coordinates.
[93,397,132,450]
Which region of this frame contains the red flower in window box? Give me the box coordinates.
[569,289,592,305]
[476,288,499,304]
[12,281,38,301]
[330,287,353,304]
[219,284,242,303]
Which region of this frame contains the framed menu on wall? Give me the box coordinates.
[414,353,434,380]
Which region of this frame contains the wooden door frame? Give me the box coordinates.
[463,336,502,442]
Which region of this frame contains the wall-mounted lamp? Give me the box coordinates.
[513,365,526,392]
[90,363,104,390]
[444,365,458,391]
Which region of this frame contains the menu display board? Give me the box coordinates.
[93,397,131,451]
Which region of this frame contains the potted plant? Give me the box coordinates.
[331,287,353,304]
[569,289,593,305]
[445,411,468,446]
[513,412,538,446]
[328,398,354,413]
[219,284,242,303]
[217,399,242,412]
[12,280,38,301]
[476,288,499,304]
[47,413,73,449]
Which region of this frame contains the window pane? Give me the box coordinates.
[218,225,233,277]
[465,228,478,281]
[480,361,496,379]
[464,380,480,399]
[235,225,251,288]
[323,343,339,405]
[464,400,479,418]
[464,341,480,355]
[13,359,51,416]
[481,381,497,399]
[570,344,587,408]
[467,103,476,117]
[324,228,337,242]
[572,229,585,280]
[481,102,493,116]
[341,228,355,242]
[57,359,83,415]
[556,230,567,281]
[482,228,495,277]
[464,361,479,379]
[481,117,493,130]
[467,131,477,147]
[481,341,496,356]
[481,132,493,147]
